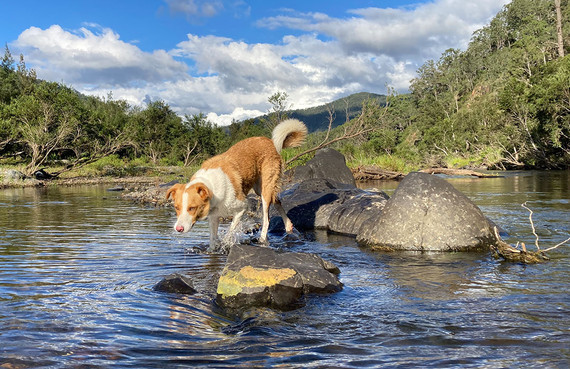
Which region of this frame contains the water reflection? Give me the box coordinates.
[1,173,569,368]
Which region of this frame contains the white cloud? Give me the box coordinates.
[13,24,188,88]
[207,107,265,126]
[258,0,509,60]
[10,1,510,126]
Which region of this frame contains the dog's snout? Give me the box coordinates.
[175,225,184,232]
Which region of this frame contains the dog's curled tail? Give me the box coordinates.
[272,119,308,153]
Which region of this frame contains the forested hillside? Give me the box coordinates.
[1,0,568,177]
[351,0,569,169]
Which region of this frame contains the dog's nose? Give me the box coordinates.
[175,225,184,232]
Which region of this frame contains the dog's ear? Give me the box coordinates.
[196,184,211,201]
[166,184,183,200]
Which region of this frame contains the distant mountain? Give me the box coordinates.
[255,92,386,133]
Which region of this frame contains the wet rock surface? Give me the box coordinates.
[216,244,342,310]
[153,273,197,294]
[274,178,389,236]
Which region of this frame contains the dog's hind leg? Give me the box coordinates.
[259,197,271,244]
[273,199,293,233]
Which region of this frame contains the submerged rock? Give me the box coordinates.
[216,244,342,310]
[153,273,197,294]
[357,172,497,251]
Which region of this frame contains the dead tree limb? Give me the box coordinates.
[491,203,569,263]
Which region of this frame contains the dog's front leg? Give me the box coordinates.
[228,209,245,234]
[206,216,220,252]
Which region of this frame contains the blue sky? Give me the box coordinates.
[1,0,509,125]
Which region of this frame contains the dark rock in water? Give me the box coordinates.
[160,179,181,188]
[216,244,342,310]
[153,273,197,294]
[34,169,53,180]
[106,186,125,192]
[275,178,389,235]
[287,148,356,187]
[327,190,389,235]
[269,148,388,236]
[356,172,496,251]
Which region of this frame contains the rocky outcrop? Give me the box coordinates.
[285,148,356,187]
[357,172,497,251]
[1,169,26,181]
[216,244,342,310]
[274,178,389,236]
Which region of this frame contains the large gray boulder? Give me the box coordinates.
[356,172,496,251]
[216,244,342,310]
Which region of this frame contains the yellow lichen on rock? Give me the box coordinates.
[217,266,297,297]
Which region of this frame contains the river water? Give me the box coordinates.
[1,171,568,368]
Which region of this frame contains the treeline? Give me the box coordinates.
[1,0,568,176]
[0,49,264,176]
[342,0,569,170]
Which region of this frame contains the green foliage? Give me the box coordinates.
[384,0,570,169]
[1,0,569,177]
[0,49,229,175]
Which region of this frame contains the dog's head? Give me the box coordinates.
[166,182,212,233]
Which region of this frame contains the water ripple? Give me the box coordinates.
[1,179,569,368]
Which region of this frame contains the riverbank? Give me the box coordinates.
[1,164,504,190]
[0,164,190,190]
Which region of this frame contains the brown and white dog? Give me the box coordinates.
[166,119,307,251]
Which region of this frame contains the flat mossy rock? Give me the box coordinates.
[216,244,342,310]
[356,172,496,251]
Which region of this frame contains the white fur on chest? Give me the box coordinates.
[190,168,246,217]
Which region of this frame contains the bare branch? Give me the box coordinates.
[521,202,540,251]
[543,236,570,252]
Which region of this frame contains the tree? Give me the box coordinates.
[555,0,565,58]
[133,100,182,164]
[264,91,291,130]
[183,113,228,158]
[8,82,80,175]
[50,95,136,176]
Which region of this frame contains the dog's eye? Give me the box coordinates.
[188,207,196,212]
[174,205,180,211]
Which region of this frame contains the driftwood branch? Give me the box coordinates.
[521,202,540,251]
[351,166,404,181]
[420,168,502,178]
[491,203,569,263]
